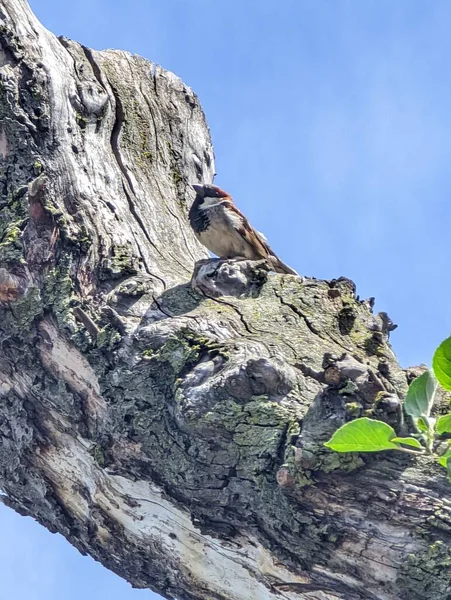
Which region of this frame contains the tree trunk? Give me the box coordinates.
[0,2,450,599]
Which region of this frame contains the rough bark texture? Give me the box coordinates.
[1,2,451,600]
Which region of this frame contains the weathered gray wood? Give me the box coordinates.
[0,2,450,599]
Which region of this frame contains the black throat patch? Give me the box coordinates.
[189,198,210,234]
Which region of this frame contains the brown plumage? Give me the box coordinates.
[189,184,298,276]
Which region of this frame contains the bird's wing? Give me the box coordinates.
[221,201,274,258]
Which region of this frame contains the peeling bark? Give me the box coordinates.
[1,2,451,600]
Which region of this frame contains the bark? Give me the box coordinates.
[1,2,450,600]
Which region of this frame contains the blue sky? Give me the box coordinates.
[3,0,451,598]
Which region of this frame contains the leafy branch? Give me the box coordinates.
[325,337,451,480]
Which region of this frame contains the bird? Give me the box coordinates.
[189,183,298,275]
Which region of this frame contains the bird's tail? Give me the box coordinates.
[269,255,299,276]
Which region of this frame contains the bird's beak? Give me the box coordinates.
[192,184,204,195]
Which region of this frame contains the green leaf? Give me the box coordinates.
[324,418,399,453]
[437,414,451,435]
[437,447,451,468]
[416,416,429,432]
[391,437,423,450]
[404,370,438,418]
[438,454,451,483]
[433,337,451,392]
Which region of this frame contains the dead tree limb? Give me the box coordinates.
[0,2,450,599]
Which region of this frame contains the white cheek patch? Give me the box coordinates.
[201,197,222,209]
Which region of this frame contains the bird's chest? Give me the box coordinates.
[200,204,241,231]
[193,205,248,258]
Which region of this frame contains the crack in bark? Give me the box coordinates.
[151,294,201,324]
[103,67,194,277]
[275,421,290,469]
[139,80,161,158]
[155,184,198,268]
[275,288,354,354]
[138,83,195,267]
[80,45,106,92]
[199,291,255,335]
[274,288,321,337]
[106,77,169,282]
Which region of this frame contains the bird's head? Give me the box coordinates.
[192,184,230,199]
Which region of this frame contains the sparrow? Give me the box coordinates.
[189,184,298,275]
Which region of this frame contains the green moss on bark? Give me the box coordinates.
[398,541,451,600]
[0,287,42,342]
[100,244,139,280]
